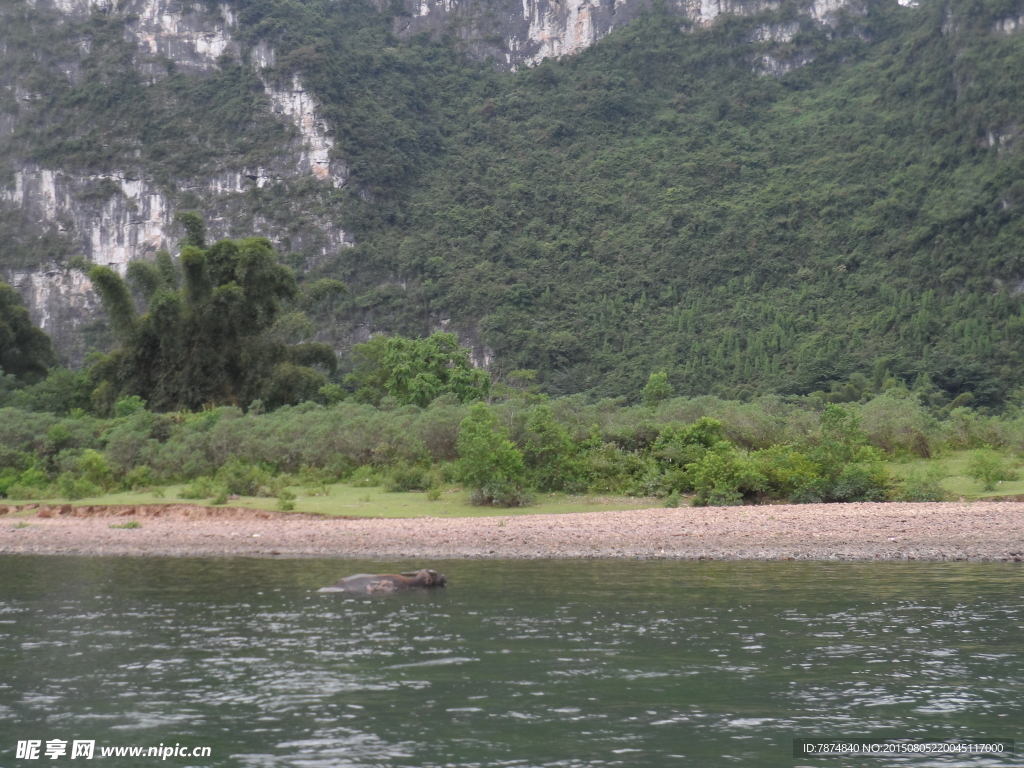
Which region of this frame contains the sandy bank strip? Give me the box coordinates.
[1,502,1023,561]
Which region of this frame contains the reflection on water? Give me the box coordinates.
[0,558,1021,767]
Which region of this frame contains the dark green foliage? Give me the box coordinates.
[522,405,583,492]
[215,459,273,496]
[1,1,291,181]
[179,476,225,500]
[0,367,94,414]
[5,0,1024,403]
[384,463,433,492]
[6,380,1024,505]
[346,332,490,407]
[893,466,948,501]
[236,0,1024,405]
[780,405,891,503]
[277,488,296,511]
[687,447,766,506]
[176,212,207,249]
[4,0,1024,403]
[642,372,674,408]
[456,402,529,506]
[965,448,1018,491]
[87,225,337,412]
[0,281,56,382]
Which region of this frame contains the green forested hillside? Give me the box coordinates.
[251,0,1024,405]
[6,0,1024,405]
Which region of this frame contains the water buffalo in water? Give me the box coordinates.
[318,569,447,594]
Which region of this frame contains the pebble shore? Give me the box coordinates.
[1,502,1022,560]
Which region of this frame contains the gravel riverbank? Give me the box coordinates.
[1,501,1022,560]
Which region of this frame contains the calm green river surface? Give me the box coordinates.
[0,557,1021,767]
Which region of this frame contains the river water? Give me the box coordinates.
[0,557,1020,767]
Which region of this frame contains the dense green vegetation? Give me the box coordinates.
[4,365,1024,507]
[5,0,1024,403]
[4,0,1024,513]
[84,217,343,413]
[345,332,490,407]
[0,281,55,382]
[227,0,1024,404]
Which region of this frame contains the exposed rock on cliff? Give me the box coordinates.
[0,0,350,362]
[393,0,865,68]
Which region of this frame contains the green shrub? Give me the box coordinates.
[215,459,271,496]
[859,392,936,456]
[648,417,728,493]
[15,467,49,489]
[178,476,223,500]
[122,465,155,491]
[426,487,442,501]
[456,402,528,507]
[4,483,43,500]
[0,467,20,497]
[298,465,332,495]
[751,446,819,500]
[56,472,102,500]
[469,485,533,507]
[790,464,891,504]
[664,490,681,508]
[894,467,948,502]
[277,489,296,511]
[347,465,382,487]
[109,521,141,529]
[114,395,147,418]
[642,371,674,407]
[688,447,766,506]
[76,450,113,490]
[522,405,583,492]
[384,463,432,492]
[966,449,1018,492]
[581,429,655,494]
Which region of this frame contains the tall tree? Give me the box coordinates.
[346,332,490,407]
[0,281,56,382]
[88,224,344,413]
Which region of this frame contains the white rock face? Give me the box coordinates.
[25,0,115,17]
[263,75,346,186]
[754,50,816,76]
[400,0,862,68]
[128,0,241,73]
[3,0,353,360]
[7,266,98,338]
[694,0,779,26]
[993,14,1024,33]
[518,0,603,61]
[749,20,800,42]
[3,168,172,273]
[0,161,350,364]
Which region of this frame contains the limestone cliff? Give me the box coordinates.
[392,0,866,68]
[0,0,349,362]
[0,0,916,366]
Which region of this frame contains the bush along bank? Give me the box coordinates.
[5,388,1024,507]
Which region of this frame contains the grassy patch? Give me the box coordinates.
[20,483,661,518]
[887,452,1024,499]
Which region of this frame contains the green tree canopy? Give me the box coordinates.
[88,227,340,413]
[456,402,527,506]
[346,332,489,408]
[642,371,674,407]
[0,281,56,383]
